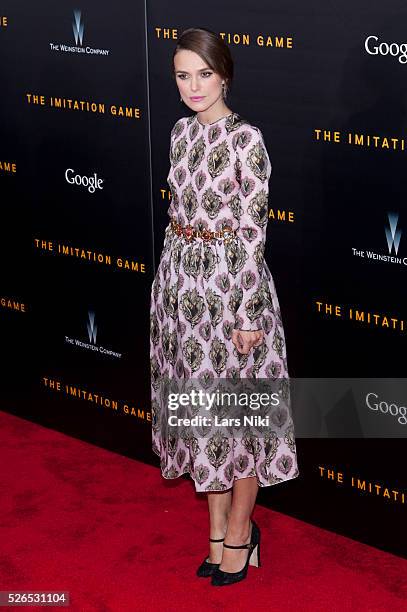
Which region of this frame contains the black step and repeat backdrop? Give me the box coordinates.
[1,1,406,559]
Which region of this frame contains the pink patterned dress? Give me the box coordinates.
[150,111,299,492]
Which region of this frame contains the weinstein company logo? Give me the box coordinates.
[64,311,122,358]
[49,10,110,56]
[352,212,405,265]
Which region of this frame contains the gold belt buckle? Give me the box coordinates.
[183,224,195,242]
[201,229,212,242]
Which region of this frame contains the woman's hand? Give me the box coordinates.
[232,329,264,355]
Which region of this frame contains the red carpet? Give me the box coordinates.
[0,410,406,611]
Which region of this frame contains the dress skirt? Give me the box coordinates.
[150,224,299,493]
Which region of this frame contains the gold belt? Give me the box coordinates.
[170,219,236,243]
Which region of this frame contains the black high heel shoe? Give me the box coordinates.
[196,537,225,577]
[211,520,261,586]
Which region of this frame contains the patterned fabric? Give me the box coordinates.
[150,111,299,492]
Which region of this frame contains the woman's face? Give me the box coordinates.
[174,49,224,112]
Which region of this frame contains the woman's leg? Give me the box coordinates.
[206,490,232,563]
[219,476,259,572]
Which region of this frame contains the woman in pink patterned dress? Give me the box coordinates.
[150,27,299,586]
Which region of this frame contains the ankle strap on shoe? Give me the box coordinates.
[209,537,225,543]
[223,542,252,549]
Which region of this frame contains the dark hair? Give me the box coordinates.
[172,27,234,96]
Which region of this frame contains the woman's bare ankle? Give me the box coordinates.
[224,517,251,543]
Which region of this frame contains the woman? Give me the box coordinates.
[150,27,299,586]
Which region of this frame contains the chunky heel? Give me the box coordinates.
[249,523,261,567]
[249,543,260,567]
[211,520,261,586]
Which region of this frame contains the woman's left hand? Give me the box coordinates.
[232,329,264,355]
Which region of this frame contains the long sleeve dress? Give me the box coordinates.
[150,111,299,492]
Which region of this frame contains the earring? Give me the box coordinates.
[222,82,227,98]
[180,96,183,102]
